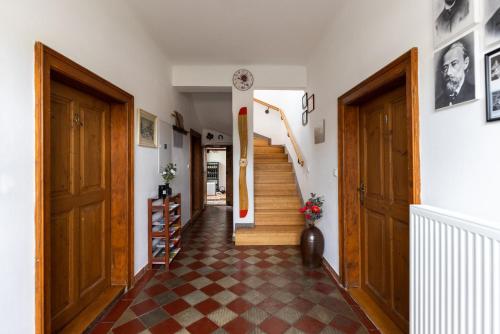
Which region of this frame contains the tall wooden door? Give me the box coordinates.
[190,131,203,217]
[50,81,111,332]
[226,146,233,206]
[358,85,409,331]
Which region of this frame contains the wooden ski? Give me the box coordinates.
[238,107,248,218]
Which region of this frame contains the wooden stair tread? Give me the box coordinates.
[235,225,303,245]
[255,174,295,183]
[255,167,292,172]
[256,209,303,215]
[255,155,288,160]
[255,162,292,167]
[254,171,294,175]
[253,137,271,146]
[254,160,289,164]
[236,225,303,234]
[254,147,284,154]
[255,194,299,198]
[255,196,301,203]
[254,184,296,189]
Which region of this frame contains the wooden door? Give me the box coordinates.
[50,81,111,332]
[226,146,233,206]
[190,131,203,217]
[359,85,409,331]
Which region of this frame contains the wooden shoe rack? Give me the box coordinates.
[148,193,182,268]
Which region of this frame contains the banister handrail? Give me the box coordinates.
[253,98,305,167]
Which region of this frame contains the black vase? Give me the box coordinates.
[300,224,325,268]
[165,183,173,196]
[158,184,167,199]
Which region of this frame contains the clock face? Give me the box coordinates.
[233,69,254,91]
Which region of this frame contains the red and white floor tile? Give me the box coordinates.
[88,206,379,334]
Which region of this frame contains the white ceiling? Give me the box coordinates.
[189,93,232,134]
[124,0,337,65]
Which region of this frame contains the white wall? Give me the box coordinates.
[207,150,227,189]
[202,129,232,146]
[190,93,233,134]
[0,1,200,332]
[304,0,500,273]
[173,65,307,90]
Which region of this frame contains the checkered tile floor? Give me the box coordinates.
[89,206,379,334]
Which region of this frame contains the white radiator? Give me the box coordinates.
[411,205,500,334]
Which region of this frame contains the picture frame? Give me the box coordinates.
[433,0,477,48]
[302,110,308,126]
[302,92,309,110]
[485,47,500,121]
[485,0,500,46]
[307,94,315,113]
[314,119,326,144]
[434,31,476,110]
[137,109,158,148]
[172,110,185,130]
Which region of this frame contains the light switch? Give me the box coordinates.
[333,168,338,177]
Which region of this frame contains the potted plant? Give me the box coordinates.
[299,193,325,268]
[161,163,177,198]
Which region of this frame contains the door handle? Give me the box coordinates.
[358,181,366,205]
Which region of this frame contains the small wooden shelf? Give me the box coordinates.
[173,125,188,135]
[148,193,182,269]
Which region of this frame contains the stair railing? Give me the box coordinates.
[253,98,305,167]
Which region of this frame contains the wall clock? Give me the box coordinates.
[233,69,254,91]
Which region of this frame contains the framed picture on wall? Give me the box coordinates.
[485,0,500,46]
[434,31,476,110]
[433,0,477,47]
[307,94,315,113]
[302,92,308,110]
[485,47,500,121]
[302,110,308,126]
[137,109,158,148]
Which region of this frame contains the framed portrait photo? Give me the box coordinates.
[302,92,308,110]
[137,109,158,148]
[307,94,315,113]
[485,48,500,121]
[433,0,477,47]
[434,31,476,110]
[485,0,500,46]
[302,110,308,126]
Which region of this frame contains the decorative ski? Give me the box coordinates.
[238,107,249,218]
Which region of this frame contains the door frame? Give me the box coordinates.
[337,48,421,288]
[34,43,134,334]
[205,145,231,206]
[225,145,233,206]
[190,129,203,220]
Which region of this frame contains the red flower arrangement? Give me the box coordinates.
[298,193,324,226]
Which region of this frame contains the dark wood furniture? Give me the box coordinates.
[148,194,182,268]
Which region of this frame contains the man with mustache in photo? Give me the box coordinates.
[436,0,470,36]
[436,41,475,108]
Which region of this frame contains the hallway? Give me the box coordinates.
[89,206,378,334]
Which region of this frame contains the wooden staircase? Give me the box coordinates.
[235,136,304,245]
